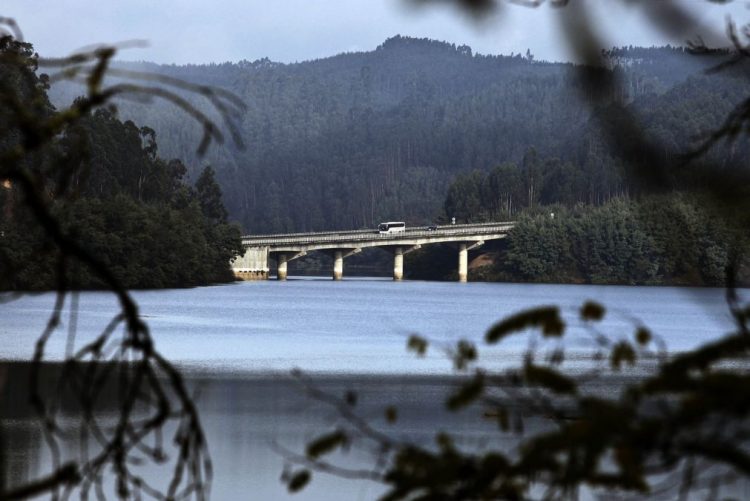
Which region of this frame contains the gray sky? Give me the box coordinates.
[4,1,749,64]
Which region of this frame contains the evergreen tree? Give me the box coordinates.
[195,165,229,223]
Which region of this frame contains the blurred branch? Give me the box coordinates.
[0,17,245,499]
[2,463,80,501]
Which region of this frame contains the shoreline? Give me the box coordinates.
[4,275,750,293]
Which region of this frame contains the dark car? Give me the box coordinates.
[426,224,438,231]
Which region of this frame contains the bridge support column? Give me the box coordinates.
[277,253,288,280]
[330,248,360,281]
[393,247,404,281]
[333,250,344,281]
[458,243,468,283]
[457,241,484,282]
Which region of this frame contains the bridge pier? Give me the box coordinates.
[273,251,306,280]
[277,253,289,280]
[391,245,420,281]
[330,248,361,280]
[458,241,484,282]
[393,247,404,281]
[333,250,344,281]
[458,244,468,283]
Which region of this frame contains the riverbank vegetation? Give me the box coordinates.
[408,190,750,286]
[0,24,244,498]
[0,41,241,290]
[404,119,750,286]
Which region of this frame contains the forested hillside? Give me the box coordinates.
[1,38,242,290]
[48,36,750,234]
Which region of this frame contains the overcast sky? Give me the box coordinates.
[4,1,749,65]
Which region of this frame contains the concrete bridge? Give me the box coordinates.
[233,222,515,282]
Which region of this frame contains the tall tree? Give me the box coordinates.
[195,165,228,223]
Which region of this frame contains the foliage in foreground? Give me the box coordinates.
[0,23,244,499]
[284,2,750,499]
[287,298,750,500]
[3,1,750,500]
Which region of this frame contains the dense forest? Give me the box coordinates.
[48,36,750,234]
[43,36,750,286]
[405,192,750,285]
[0,39,242,290]
[410,148,750,285]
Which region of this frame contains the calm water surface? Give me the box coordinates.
[1,279,747,499]
[1,278,743,372]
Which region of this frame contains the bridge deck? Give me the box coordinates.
[241,222,515,247]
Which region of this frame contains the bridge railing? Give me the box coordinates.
[241,227,375,241]
[241,223,515,247]
[241,222,515,242]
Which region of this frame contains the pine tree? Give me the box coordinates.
[195,165,228,223]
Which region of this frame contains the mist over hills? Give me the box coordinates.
[49,36,750,234]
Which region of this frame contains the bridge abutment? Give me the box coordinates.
[234,270,268,281]
[232,246,269,281]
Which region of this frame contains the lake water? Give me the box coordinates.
[1,279,748,499]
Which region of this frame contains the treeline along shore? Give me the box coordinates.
[0,39,242,291]
[405,193,750,286]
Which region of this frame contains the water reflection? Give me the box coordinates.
[2,369,510,500]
